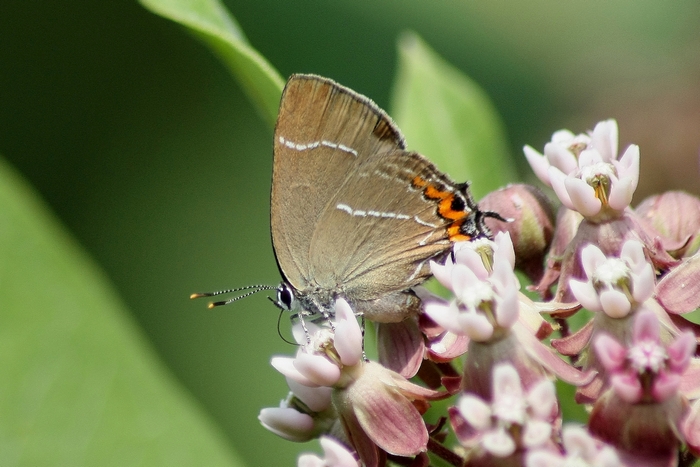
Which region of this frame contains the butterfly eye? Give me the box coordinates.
[276,283,295,311]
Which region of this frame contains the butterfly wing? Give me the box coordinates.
[270,74,406,293]
[309,148,460,301]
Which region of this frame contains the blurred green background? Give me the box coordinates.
[1,1,699,465]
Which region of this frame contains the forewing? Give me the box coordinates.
[270,74,405,291]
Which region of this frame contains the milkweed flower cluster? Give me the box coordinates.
[260,119,700,467]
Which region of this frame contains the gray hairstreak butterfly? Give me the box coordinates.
[193,74,501,328]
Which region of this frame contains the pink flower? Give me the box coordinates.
[267,298,446,466]
[593,310,695,404]
[298,436,360,467]
[425,233,591,398]
[569,240,655,318]
[451,364,558,461]
[524,119,638,221]
[588,310,698,464]
[526,425,621,467]
[552,240,692,403]
[425,233,520,342]
[524,120,617,184]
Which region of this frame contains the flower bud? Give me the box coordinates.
[636,190,700,258]
[480,184,555,284]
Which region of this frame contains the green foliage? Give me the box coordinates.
[391,32,515,198]
[0,158,243,466]
[140,0,284,127]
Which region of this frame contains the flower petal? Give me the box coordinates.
[526,450,563,467]
[549,166,575,209]
[287,378,332,412]
[599,289,632,318]
[524,145,553,185]
[495,281,519,329]
[593,334,627,371]
[430,260,452,289]
[608,175,634,211]
[580,243,608,278]
[527,379,557,420]
[452,264,480,299]
[616,144,640,192]
[482,427,516,457]
[272,356,318,387]
[561,425,598,459]
[591,119,618,162]
[458,394,492,430]
[681,399,700,456]
[610,372,643,403]
[655,253,700,314]
[294,353,341,387]
[544,141,578,174]
[523,420,552,448]
[569,278,602,312]
[620,240,646,269]
[459,312,494,342]
[351,378,428,456]
[454,246,489,280]
[631,264,655,303]
[377,320,424,378]
[259,407,316,442]
[652,372,681,402]
[666,331,696,373]
[319,436,360,467]
[565,177,601,217]
[334,298,363,366]
[632,309,660,344]
[578,148,603,167]
[494,231,517,270]
[297,454,324,467]
[423,300,462,335]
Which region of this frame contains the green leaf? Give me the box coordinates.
[140,0,285,127]
[0,157,243,466]
[390,32,515,198]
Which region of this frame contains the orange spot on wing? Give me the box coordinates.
[439,195,470,220]
[424,185,451,200]
[447,220,472,242]
[412,176,428,189]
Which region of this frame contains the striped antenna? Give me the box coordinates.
[190,284,276,309]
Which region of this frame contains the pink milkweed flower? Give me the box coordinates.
[268,298,447,467]
[593,310,696,404]
[450,364,559,465]
[258,381,336,442]
[298,436,360,467]
[552,240,692,403]
[526,425,622,467]
[569,240,655,319]
[426,233,521,343]
[588,310,699,465]
[524,119,638,222]
[523,120,618,186]
[425,233,591,398]
[522,120,676,303]
[547,143,639,221]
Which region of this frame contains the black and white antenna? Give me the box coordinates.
[190,284,276,308]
